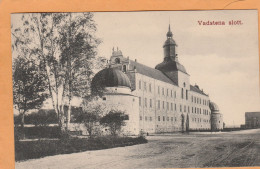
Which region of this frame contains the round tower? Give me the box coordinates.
[209,101,224,131]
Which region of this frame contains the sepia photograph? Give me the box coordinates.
[11,10,260,169]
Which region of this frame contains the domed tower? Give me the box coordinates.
[155,24,190,90]
[91,67,132,95]
[209,101,224,131]
[91,68,139,135]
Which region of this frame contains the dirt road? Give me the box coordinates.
[16,129,260,169]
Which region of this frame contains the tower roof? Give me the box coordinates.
[166,24,173,38]
[91,68,131,91]
[209,102,219,112]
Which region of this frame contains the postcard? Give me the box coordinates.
[9,10,260,169]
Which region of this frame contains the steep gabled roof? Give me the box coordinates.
[190,85,208,96]
[129,60,177,86]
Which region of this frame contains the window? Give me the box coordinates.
[139,80,141,90]
[192,107,193,113]
[145,116,147,121]
[184,105,186,112]
[150,117,152,121]
[171,117,173,121]
[167,117,169,121]
[140,116,142,120]
[162,88,164,95]
[123,65,127,72]
[167,102,169,110]
[171,90,173,97]
[195,108,196,113]
[149,83,152,92]
[139,97,141,106]
[103,97,106,101]
[175,117,177,121]
[115,58,120,63]
[175,104,177,111]
[150,99,152,108]
[167,89,169,96]
[163,101,165,109]
[144,82,147,91]
[163,116,165,121]
[158,116,160,121]
[158,86,160,94]
[186,90,188,100]
[194,97,196,103]
[180,105,182,112]
[188,106,190,113]
[145,98,147,107]
[192,96,193,102]
[171,103,173,111]
[123,115,129,120]
[157,100,160,109]
[181,88,184,99]
[175,91,177,98]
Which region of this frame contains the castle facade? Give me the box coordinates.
[91,25,224,135]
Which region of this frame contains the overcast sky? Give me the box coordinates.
[93,10,260,126]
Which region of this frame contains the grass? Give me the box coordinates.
[15,136,147,161]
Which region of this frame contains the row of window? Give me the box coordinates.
[140,115,210,124]
[192,118,210,123]
[138,80,177,98]
[139,97,210,116]
[140,116,177,122]
[191,95,209,106]
[138,80,209,106]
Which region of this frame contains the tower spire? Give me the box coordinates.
[166,24,173,38]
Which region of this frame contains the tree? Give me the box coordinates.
[26,109,58,127]
[74,98,104,137]
[12,57,47,129]
[100,110,127,136]
[11,13,105,134]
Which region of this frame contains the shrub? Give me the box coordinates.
[15,136,148,161]
[100,110,126,136]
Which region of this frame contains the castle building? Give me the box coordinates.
[91,25,224,135]
[245,112,260,129]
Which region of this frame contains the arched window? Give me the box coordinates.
[115,58,120,63]
[123,65,127,72]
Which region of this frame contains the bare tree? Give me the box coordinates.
[74,98,105,137]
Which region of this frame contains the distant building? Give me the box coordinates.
[245,112,260,129]
[91,25,224,135]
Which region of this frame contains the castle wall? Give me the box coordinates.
[133,72,211,133]
[103,92,140,135]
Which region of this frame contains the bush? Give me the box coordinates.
[14,126,60,139]
[15,136,148,161]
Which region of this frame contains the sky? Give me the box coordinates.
[93,10,260,127]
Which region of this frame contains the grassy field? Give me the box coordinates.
[15,136,147,161]
[16,129,260,169]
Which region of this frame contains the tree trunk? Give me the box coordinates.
[20,111,25,139]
